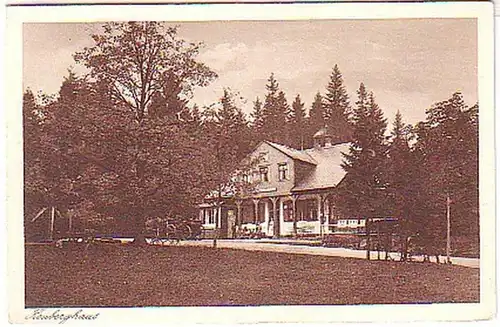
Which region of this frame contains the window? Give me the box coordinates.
[203,210,209,224]
[259,152,269,162]
[210,209,217,224]
[242,173,250,183]
[283,202,294,222]
[253,170,259,181]
[278,163,288,181]
[205,209,216,225]
[305,200,317,221]
[259,167,269,182]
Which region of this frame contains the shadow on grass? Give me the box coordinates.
[25,244,479,307]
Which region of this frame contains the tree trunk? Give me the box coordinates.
[400,233,408,262]
[131,211,147,246]
[132,233,147,246]
[399,215,410,262]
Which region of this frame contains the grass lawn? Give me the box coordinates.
[25,244,479,307]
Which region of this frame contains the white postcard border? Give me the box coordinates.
[5,2,495,324]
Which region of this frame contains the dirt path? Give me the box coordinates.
[180,239,480,268]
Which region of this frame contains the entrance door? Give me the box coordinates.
[227,209,236,238]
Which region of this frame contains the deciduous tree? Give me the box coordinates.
[413,93,479,253]
[28,22,219,242]
[74,22,217,122]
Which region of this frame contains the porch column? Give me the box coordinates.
[316,194,322,236]
[217,206,222,229]
[279,198,284,236]
[264,200,270,234]
[270,197,279,237]
[291,195,299,236]
[324,198,330,235]
[252,199,260,224]
[235,200,243,228]
[330,201,338,234]
[326,200,333,234]
[320,193,329,236]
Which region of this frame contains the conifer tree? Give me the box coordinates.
[201,89,253,228]
[289,94,306,149]
[276,90,291,145]
[249,97,265,146]
[387,111,409,215]
[307,92,326,147]
[204,88,252,162]
[323,64,353,143]
[251,97,264,131]
[385,110,420,260]
[261,73,289,145]
[366,92,388,160]
[340,83,388,218]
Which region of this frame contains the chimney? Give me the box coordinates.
[325,136,332,147]
[313,126,332,149]
[314,137,322,149]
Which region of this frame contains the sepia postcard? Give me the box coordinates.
[4,1,496,325]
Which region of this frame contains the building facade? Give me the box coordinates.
[199,129,354,238]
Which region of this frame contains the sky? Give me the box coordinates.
[23,19,477,127]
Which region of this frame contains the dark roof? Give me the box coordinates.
[292,143,350,192]
[265,141,317,165]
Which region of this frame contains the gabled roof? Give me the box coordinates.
[265,141,317,165]
[292,142,350,192]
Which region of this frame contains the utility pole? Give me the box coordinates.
[446,194,452,264]
[366,217,371,260]
[68,211,73,234]
[49,206,55,241]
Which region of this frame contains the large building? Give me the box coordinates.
[199,128,352,238]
